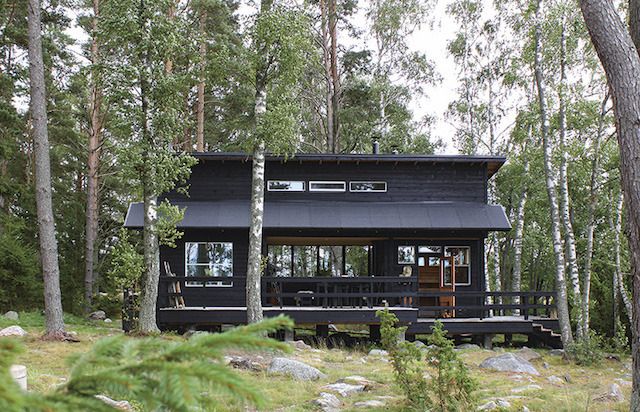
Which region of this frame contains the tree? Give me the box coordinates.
[579,0,640,408]
[27,0,66,339]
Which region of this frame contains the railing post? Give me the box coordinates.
[480,291,485,320]
[523,295,529,320]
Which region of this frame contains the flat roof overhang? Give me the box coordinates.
[124,200,511,231]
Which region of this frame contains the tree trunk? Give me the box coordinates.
[137,0,160,334]
[579,0,640,407]
[84,0,103,313]
[196,8,206,152]
[613,191,633,324]
[27,0,66,338]
[320,0,334,152]
[582,92,608,334]
[512,127,531,314]
[534,0,573,347]
[328,0,340,152]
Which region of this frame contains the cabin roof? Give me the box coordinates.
[124,200,511,231]
[191,152,507,178]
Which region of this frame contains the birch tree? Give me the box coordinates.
[579,0,640,407]
[27,0,66,339]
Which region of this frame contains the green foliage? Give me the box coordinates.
[377,309,476,411]
[607,320,630,354]
[157,200,186,248]
[565,330,604,366]
[107,229,144,290]
[0,316,294,411]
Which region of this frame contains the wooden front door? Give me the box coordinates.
[417,253,455,317]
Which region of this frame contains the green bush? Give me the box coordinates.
[376,308,476,411]
[566,330,604,366]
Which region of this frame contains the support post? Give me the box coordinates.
[504,333,513,347]
[483,334,494,350]
[369,324,381,342]
[284,328,294,342]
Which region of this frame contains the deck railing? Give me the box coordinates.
[156,275,557,320]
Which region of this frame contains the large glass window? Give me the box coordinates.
[318,246,343,276]
[185,242,233,287]
[267,180,305,192]
[293,246,318,277]
[267,245,292,277]
[309,181,346,192]
[445,246,471,286]
[349,181,387,192]
[345,246,370,276]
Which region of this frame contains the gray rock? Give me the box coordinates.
[542,362,550,369]
[412,340,426,349]
[104,318,112,323]
[3,311,18,321]
[354,400,385,408]
[367,349,388,357]
[288,340,312,350]
[478,399,512,411]
[455,343,480,350]
[595,383,625,402]
[341,375,374,388]
[95,395,133,411]
[267,357,326,381]
[516,347,541,361]
[549,349,565,357]
[10,365,27,390]
[614,378,632,387]
[479,353,540,375]
[225,355,264,372]
[511,384,542,393]
[314,392,341,412]
[324,382,365,397]
[0,326,27,337]
[563,373,572,383]
[88,310,106,320]
[546,375,564,385]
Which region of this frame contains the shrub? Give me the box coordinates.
[566,330,604,366]
[376,308,476,411]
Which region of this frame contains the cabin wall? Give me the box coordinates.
[166,159,487,203]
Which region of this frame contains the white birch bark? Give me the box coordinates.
[534,0,573,346]
[511,126,531,314]
[613,191,633,324]
[27,0,66,338]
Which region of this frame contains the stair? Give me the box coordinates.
[531,323,563,349]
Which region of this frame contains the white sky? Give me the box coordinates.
[63,0,461,154]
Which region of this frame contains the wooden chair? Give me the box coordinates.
[164,262,185,308]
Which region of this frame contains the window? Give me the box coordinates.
[349,181,387,192]
[267,245,292,277]
[309,181,346,192]
[397,246,415,264]
[267,180,305,192]
[418,245,442,254]
[345,246,370,276]
[293,246,318,277]
[445,246,471,286]
[319,246,343,276]
[185,242,233,287]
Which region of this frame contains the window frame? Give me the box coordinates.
[443,246,471,286]
[308,181,347,192]
[349,181,387,193]
[184,241,234,287]
[267,180,306,192]
[397,245,416,264]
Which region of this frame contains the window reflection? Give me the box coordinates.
[319,246,343,276]
[267,244,372,277]
[185,242,233,287]
[345,246,369,276]
[267,245,292,277]
[293,246,318,277]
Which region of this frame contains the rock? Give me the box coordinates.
[0,326,27,337]
[354,400,385,408]
[479,399,511,411]
[314,392,341,412]
[595,383,625,403]
[267,357,325,381]
[455,343,480,350]
[88,310,106,320]
[225,355,264,372]
[563,373,572,383]
[368,349,388,357]
[511,384,542,393]
[549,349,565,357]
[522,406,530,412]
[412,340,426,349]
[288,340,312,350]
[479,353,540,375]
[95,395,133,411]
[341,375,374,388]
[542,362,550,369]
[614,378,632,387]
[104,318,112,323]
[516,347,541,361]
[546,375,564,385]
[324,382,365,397]
[10,365,27,390]
[3,311,18,321]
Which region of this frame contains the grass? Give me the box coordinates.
[1,314,633,411]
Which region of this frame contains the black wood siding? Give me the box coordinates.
[167,159,487,203]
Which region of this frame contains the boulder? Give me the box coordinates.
[10,365,27,390]
[595,383,625,403]
[478,399,511,411]
[516,347,541,362]
[549,349,565,357]
[341,375,375,388]
[288,340,311,350]
[88,310,106,321]
[95,395,133,411]
[367,349,388,357]
[0,326,27,337]
[546,375,564,386]
[267,357,325,381]
[314,392,341,412]
[104,318,112,323]
[224,355,264,372]
[3,311,18,321]
[511,384,542,393]
[324,382,365,397]
[455,343,480,350]
[479,353,540,375]
[354,400,385,408]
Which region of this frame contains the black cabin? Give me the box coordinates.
[124,152,561,346]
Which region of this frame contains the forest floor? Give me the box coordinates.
[0,313,632,412]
